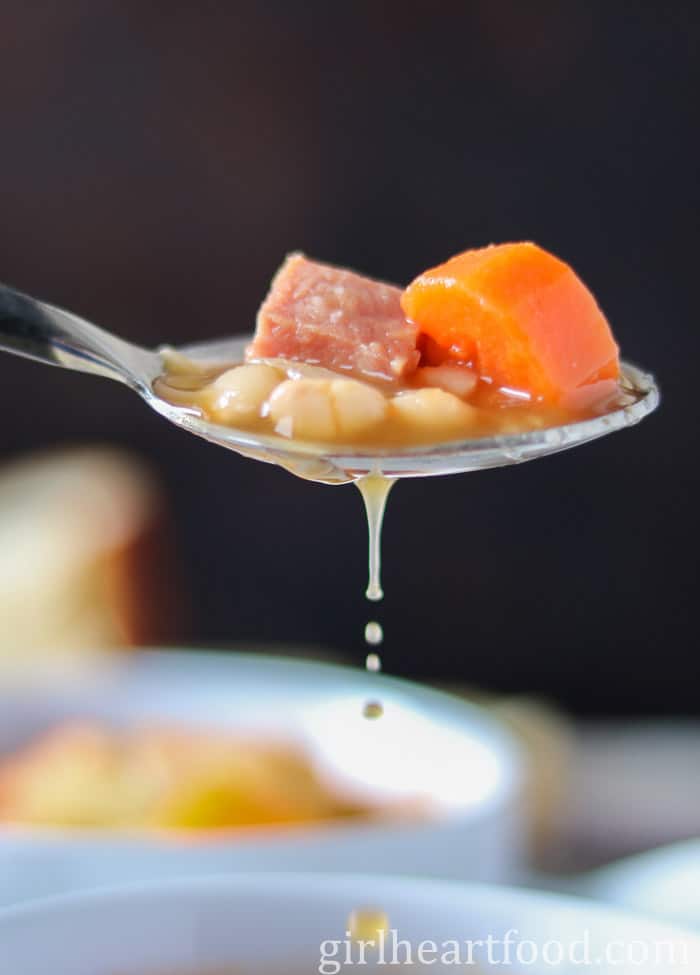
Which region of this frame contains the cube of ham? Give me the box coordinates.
[247,253,420,383]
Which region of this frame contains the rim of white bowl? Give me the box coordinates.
[1,870,699,946]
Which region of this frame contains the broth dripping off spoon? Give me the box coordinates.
[356,475,393,716]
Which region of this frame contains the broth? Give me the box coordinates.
[154,352,629,452]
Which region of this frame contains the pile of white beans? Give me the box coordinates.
[200,361,479,442]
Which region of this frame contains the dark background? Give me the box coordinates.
[0,2,696,714]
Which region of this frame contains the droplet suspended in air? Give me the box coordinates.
[365,651,382,673]
[364,621,383,647]
[362,700,384,720]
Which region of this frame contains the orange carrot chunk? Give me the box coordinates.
[401,242,620,403]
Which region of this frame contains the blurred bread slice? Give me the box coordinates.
[0,446,181,678]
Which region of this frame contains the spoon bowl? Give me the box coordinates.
[158,336,659,482]
[0,284,659,483]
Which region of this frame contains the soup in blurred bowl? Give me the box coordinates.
[0,720,402,832]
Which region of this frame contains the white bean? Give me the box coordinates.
[266,378,336,440]
[414,365,477,400]
[391,387,477,433]
[329,379,388,438]
[205,364,284,423]
[267,377,388,441]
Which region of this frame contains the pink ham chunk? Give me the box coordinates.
[247,253,420,383]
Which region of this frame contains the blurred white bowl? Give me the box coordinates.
[585,839,700,931]
[2,872,698,974]
[0,651,525,906]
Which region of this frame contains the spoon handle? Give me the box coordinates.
[0,283,158,388]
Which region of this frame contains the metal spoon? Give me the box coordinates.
[0,282,659,483]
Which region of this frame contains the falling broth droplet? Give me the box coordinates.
[357,476,392,723]
[356,475,395,603]
[365,652,382,673]
[364,621,383,647]
[363,700,384,720]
